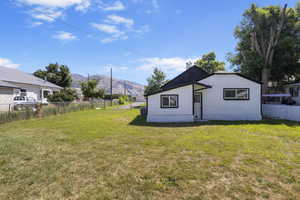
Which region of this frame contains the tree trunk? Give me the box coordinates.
[261,67,270,94]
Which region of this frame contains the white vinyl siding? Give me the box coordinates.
[0,88,14,112]
[199,74,261,121]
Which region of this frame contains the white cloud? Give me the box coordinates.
[30,7,63,22]
[146,0,159,14]
[31,21,43,27]
[18,0,91,9]
[101,32,128,43]
[53,31,77,40]
[99,1,125,11]
[91,13,148,43]
[17,0,91,24]
[104,15,134,28]
[91,23,120,34]
[133,25,150,34]
[131,0,143,3]
[137,57,195,72]
[0,58,20,68]
[91,22,129,43]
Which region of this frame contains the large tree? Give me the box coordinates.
[34,63,72,88]
[80,79,105,100]
[193,52,225,73]
[144,68,166,96]
[229,3,300,93]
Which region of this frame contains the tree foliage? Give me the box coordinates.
[47,88,78,102]
[228,3,300,92]
[80,80,105,100]
[34,63,72,88]
[193,52,225,73]
[144,68,166,95]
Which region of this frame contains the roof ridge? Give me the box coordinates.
[161,65,210,90]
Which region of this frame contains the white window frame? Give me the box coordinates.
[160,94,178,108]
[223,88,249,100]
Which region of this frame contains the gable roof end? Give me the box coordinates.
[199,72,262,85]
[145,81,212,97]
[161,65,209,90]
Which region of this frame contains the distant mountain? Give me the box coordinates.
[71,74,145,97]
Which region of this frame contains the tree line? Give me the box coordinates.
[145,2,300,95]
[34,63,128,104]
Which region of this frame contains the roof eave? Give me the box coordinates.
[145,81,212,97]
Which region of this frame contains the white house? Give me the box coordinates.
[146,66,262,122]
[0,66,62,111]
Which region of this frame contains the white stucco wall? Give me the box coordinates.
[199,74,262,121]
[262,104,300,121]
[147,85,193,122]
[0,88,14,112]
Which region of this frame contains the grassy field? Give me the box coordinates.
[0,109,299,200]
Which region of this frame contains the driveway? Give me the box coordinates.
[118,102,145,109]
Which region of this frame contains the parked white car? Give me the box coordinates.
[13,96,38,111]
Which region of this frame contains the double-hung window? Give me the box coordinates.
[223,88,249,100]
[161,95,178,108]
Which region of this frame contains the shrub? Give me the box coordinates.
[119,95,129,105]
[48,88,78,102]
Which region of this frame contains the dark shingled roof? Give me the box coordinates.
[161,65,209,90]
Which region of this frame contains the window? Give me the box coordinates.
[289,87,299,97]
[194,94,201,103]
[20,89,27,97]
[43,90,51,98]
[224,88,249,100]
[161,95,178,108]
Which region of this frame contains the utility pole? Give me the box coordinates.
[110,68,113,106]
[124,80,126,95]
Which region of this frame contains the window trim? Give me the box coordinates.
[223,88,250,101]
[160,94,179,108]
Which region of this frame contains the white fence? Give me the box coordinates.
[262,104,300,122]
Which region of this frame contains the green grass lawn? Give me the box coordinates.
[0,109,299,200]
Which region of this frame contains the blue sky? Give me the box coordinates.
[0,0,299,84]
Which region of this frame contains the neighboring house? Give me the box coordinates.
[145,66,262,122]
[0,66,62,112]
[285,82,300,104]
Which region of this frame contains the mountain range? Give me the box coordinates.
[71,74,145,97]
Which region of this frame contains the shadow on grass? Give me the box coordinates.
[129,115,300,127]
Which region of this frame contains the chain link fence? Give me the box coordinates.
[0,99,119,124]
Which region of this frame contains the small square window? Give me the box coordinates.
[161,95,178,108]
